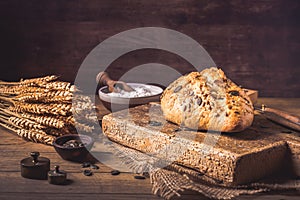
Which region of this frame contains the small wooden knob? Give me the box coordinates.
[54,165,60,173]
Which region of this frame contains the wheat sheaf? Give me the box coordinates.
[0,75,97,145]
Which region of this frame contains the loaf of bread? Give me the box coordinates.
[160,67,254,132]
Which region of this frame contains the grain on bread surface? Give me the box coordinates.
[160,67,254,132]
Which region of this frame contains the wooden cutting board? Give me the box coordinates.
[102,103,300,186]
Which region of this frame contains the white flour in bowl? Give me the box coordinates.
[107,85,155,98]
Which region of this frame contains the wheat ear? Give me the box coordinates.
[10,102,73,116]
[20,112,66,129]
[0,75,58,86]
[15,90,73,103]
[0,117,55,145]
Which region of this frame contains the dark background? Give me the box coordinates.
[0,0,299,97]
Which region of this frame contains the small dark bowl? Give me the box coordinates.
[53,135,94,162]
[98,83,163,112]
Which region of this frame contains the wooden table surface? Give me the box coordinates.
[0,98,299,200]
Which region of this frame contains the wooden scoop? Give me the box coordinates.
[96,72,134,93]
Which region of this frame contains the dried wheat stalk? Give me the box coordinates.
[19,75,58,85]
[8,116,46,130]
[44,127,66,136]
[17,129,55,145]
[0,117,55,145]
[0,86,50,95]
[15,90,73,103]
[0,75,98,146]
[38,81,76,92]
[0,75,58,86]
[10,102,73,116]
[74,121,94,133]
[20,112,66,129]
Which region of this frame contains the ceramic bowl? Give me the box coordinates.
[98,83,163,112]
[53,134,94,162]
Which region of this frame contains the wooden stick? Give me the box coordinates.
[0,96,14,104]
[262,111,300,132]
[262,106,300,125]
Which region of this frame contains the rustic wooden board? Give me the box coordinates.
[102,102,300,186]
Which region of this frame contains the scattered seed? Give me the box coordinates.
[229,90,239,96]
[111,170,120,176]
[174,86,182,93]
[134,175,146,180]
[83,169,93,176]
[149,121,162,126]
[63,140,85,148]
[91,164,99,170]
[142,172,149,177]
[82,162,91,168]
[234,111,240,115]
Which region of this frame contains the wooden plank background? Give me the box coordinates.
[0,0,299,97]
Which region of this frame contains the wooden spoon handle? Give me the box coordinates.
[96,72,134,92]
[96,72,115,87]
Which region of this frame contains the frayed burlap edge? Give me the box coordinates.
[112,142,300,200]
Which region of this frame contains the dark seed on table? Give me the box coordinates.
[174,86,182,93]
[149,121,162,126]
[142,172,149,177]
[234,111,240,115]
[82,162,91,168]
[229,90,239,96]
[83,169,93,176]
[111,170,120,176]
[134,175,146,180]
[91,164,99,170]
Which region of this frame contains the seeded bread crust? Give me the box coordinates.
[160,67,254,132]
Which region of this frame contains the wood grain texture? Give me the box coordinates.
[0,0,299,97]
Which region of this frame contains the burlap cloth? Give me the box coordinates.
[110,142,300,200]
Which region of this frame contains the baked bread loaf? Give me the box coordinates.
[160,67,254,132]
